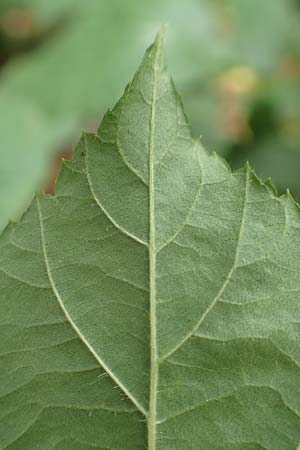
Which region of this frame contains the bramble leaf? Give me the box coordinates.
[1,33,300,450]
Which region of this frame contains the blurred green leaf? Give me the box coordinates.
[0,91,78,230]
[227,0,294,70]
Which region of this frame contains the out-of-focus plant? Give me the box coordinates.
[0,0,300,230]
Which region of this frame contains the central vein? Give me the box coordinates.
[148,36,161,450]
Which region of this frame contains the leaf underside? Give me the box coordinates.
[1,34,300,450]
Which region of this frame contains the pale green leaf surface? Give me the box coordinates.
[1,35,300,450]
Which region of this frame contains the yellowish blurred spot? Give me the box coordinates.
[218,66,260,95]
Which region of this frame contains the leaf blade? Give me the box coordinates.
[2,36,300,450]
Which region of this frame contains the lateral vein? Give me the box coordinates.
[159,169,249,362]
[83,135,149,248]
[36,197,147,418]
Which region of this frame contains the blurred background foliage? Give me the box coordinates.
[0,0,300,229]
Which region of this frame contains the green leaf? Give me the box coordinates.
[0,91,77,232]
[1,33,300,450]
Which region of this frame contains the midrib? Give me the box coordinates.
[148,37,161,450]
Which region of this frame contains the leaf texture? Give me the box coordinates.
[1,33,300,450]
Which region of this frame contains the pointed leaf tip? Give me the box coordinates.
[245,160,252,171]
[155,25,167,45]
[146,28,166,69]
